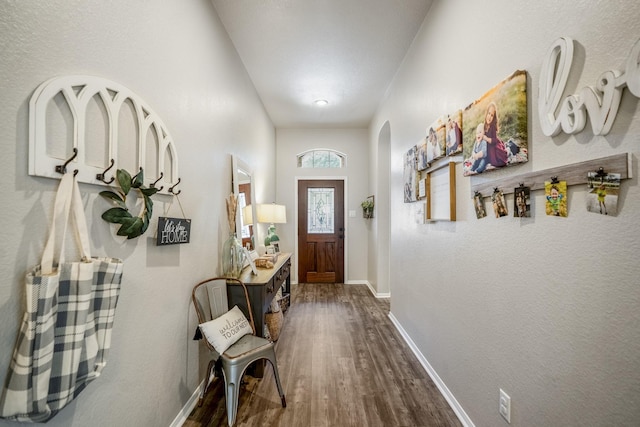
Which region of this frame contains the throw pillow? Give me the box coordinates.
[199,305,252,354]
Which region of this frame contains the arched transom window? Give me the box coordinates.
[297,149,346,168]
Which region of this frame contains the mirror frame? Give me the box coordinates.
[232,155,259,249]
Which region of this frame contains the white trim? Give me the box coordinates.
[388,313,475,427]
[352,280,391,298]
[170,380,203,427]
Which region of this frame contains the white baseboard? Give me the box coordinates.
[351,280,390,299]
[294,280,390,299]
[387,312,475,427]
[170,380,203,427]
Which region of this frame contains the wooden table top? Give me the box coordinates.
[238,252,291,285]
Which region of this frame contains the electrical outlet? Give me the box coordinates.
[499,389,511,423]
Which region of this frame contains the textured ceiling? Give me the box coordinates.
[212,0,433,128]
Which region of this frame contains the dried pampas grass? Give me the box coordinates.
[226,193,238,233]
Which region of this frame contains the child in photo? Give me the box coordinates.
[470,123,488,174]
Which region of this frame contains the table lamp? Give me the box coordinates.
[257,203,287,247]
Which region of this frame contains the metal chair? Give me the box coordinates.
[192,277,286,426]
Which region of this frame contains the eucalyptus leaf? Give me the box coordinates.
[102,207,133,224]
[117,217,142,237]
[99,191,127,209]
[143,195,153,223]
[140,187,158,197]
[117,169,132,195]
[128,218,147,239]
[132,169,144,188]
[140,218,150,235]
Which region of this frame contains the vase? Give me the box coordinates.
[222,232,245,278]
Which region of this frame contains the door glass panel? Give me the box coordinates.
[308,188,334,233]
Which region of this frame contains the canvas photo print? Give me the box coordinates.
[426,117,446,165]
[416,138,428,171]
[446,110,463,156]
[462,70,528,176]
[404,146,417,202]
[586,171,621,216]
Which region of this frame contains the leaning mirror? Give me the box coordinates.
[232,156,257,250]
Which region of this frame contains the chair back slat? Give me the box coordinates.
[192,277,256,334]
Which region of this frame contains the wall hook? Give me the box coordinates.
[96,159,115,184]
[151,172,164,191]
[168,177,181,195]
[55,148,78,174]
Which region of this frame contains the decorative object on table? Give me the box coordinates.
[473,191,487,219]
[513,184,531,218]
[491,188,508,218]
[100,168,158,239]
[361,195,374,218]
[272,242,281,253]
[255,251,278,268]
[545,177,568,217]
[462,70,528,176]
[446,109,463,156]
[403,145,417,202]
[222,193,245,278]
[1,173,123,422]
[243,247,258,275]
[586,169,620,216]
[257,203,287,246]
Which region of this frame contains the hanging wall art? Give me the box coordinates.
[403,146,418,202]
[462,70,528,176]
[446,109,463,156]
[545,179,568,217]
[586,170,621,216]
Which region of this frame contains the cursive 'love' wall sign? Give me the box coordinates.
[539,37,640,136]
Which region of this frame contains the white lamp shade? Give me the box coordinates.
[242,204,253,225]
[257,204,287,224]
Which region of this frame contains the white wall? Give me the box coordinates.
[275,128,369,284]
[371,0,640,426]
[0,1,275,426]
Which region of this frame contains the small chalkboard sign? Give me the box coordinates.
[157,217,191,245]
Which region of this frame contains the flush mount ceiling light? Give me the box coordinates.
[313,99,329,106]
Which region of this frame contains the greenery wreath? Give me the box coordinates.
[100,168,159,239]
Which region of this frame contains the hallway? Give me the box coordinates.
[185,283,461,426]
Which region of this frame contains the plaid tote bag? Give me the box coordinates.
[0,173,124,422]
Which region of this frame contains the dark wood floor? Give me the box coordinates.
[183,283,462,427]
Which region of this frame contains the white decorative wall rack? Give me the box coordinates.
[29,75,180,194]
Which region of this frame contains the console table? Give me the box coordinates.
[227,253,291,375]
